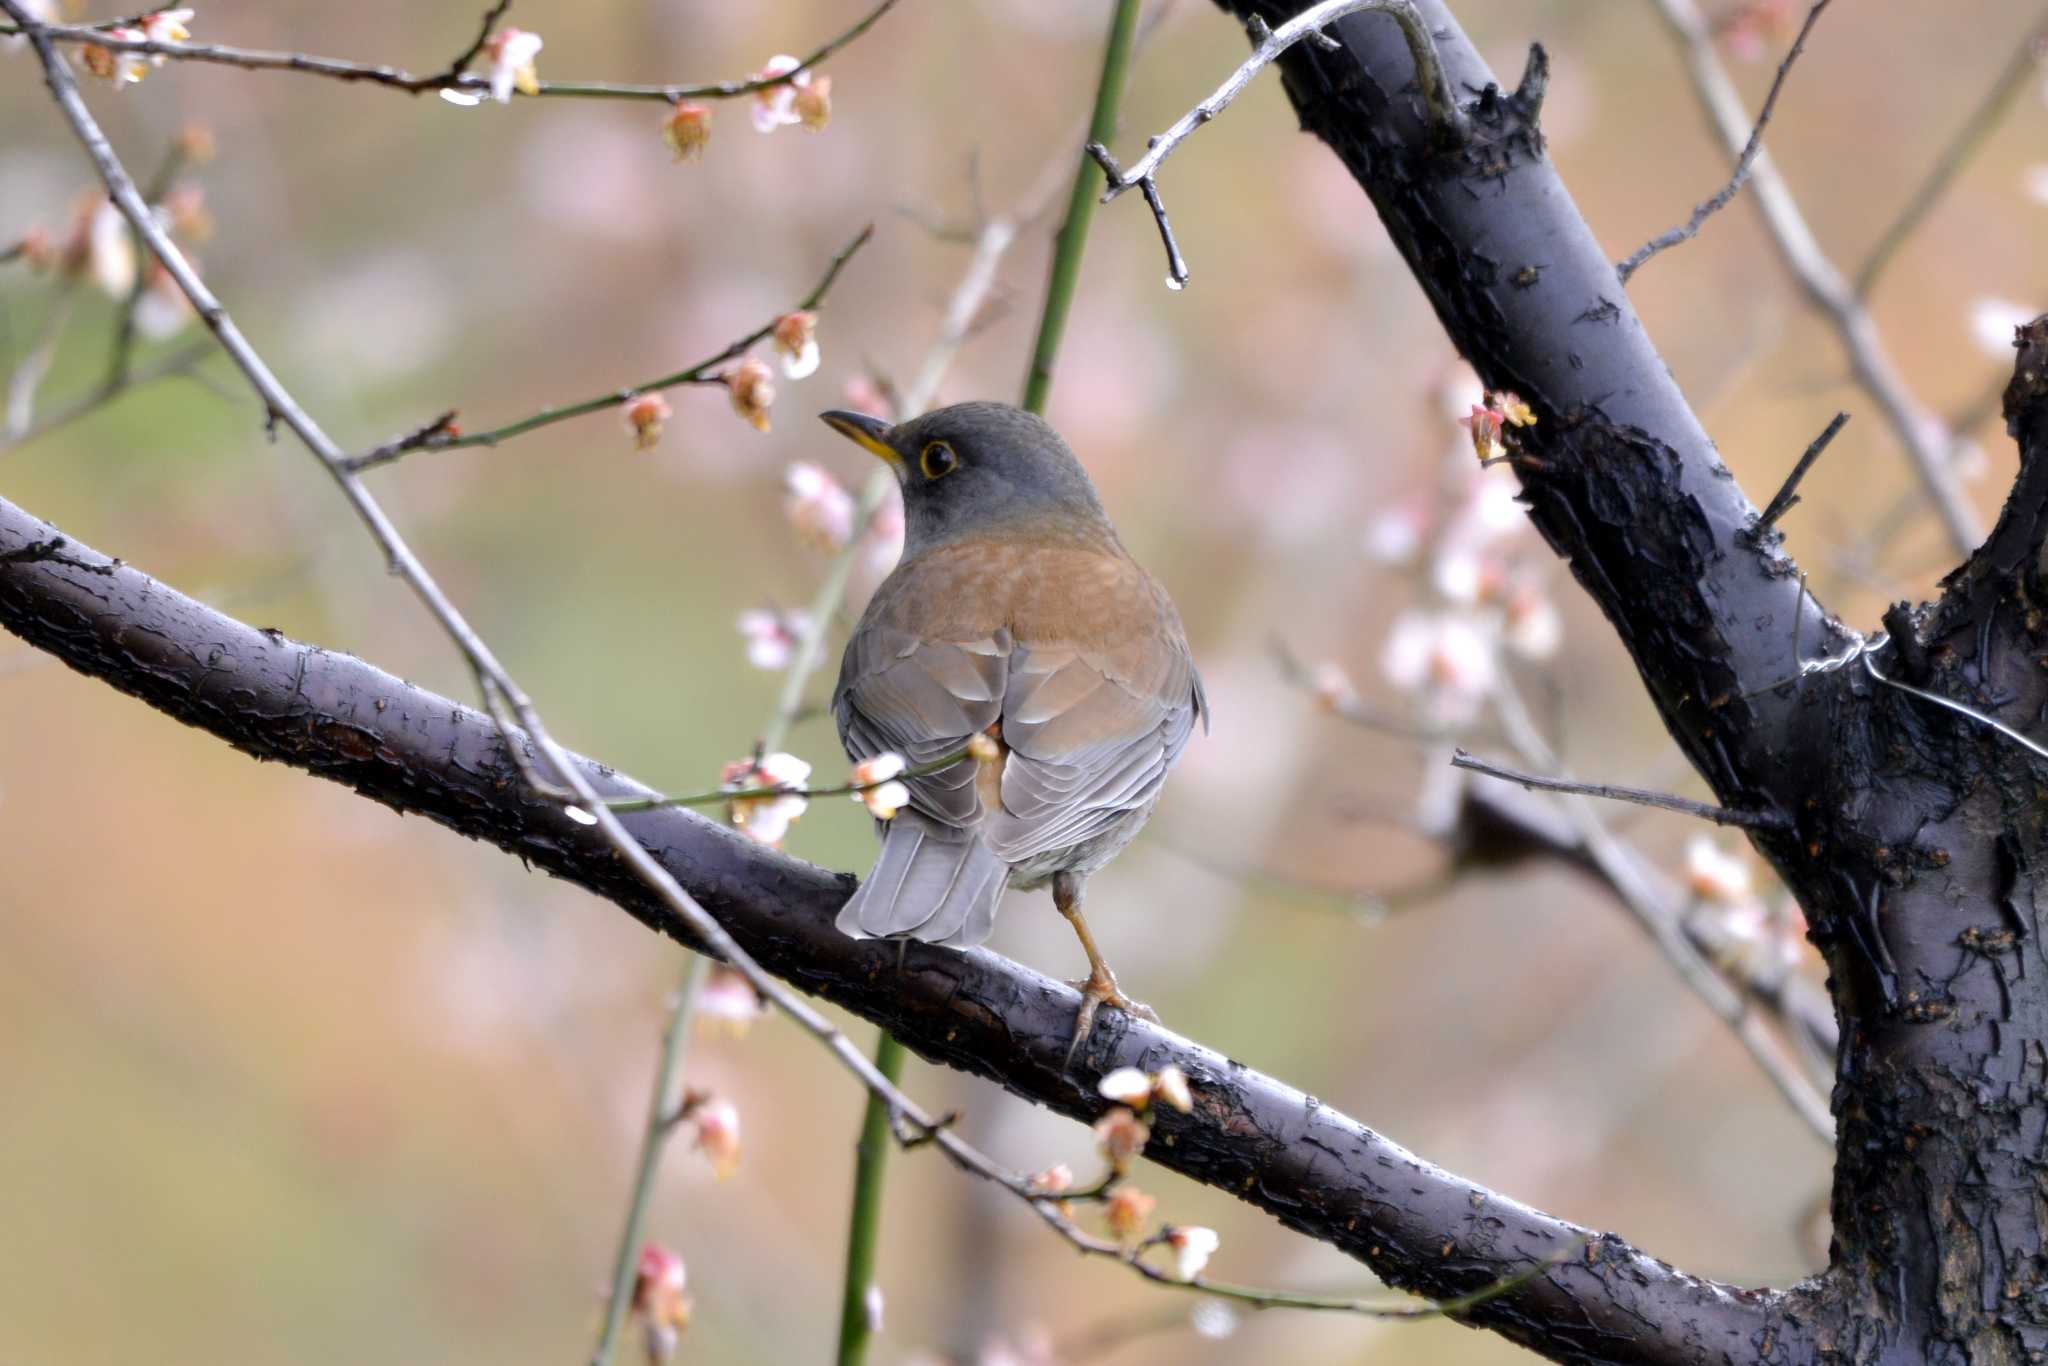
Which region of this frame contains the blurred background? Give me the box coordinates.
[1,1,2043,1361]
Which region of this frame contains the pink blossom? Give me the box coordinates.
[784,461,856,549]
[849,753,911,819]
[482,27,542,103]
[735,608,814,671]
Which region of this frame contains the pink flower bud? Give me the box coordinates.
[623,392,673,451]
[725,358,775,433]
[662,102,712,162]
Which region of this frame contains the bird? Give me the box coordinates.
[819,401,1206,1058]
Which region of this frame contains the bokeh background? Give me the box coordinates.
[2,1,2043,1362]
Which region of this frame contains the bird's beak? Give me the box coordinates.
[819,410,904,474]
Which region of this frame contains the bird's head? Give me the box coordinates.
[819,401,1107,551]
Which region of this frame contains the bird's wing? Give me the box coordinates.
[834,620,1008,831]
[983,625,1202,868]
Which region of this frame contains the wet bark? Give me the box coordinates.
[1214,1,2048,1360]
[0,494,1797,1362]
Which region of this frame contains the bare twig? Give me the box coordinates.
[1451,748,1791,831]
[1487,679,1833,1141]
[2,280,77,438]
[4,0,901,103]
[433,0,515,86]
[1096,0,1466,198]
[589,953,709,1366]
[1753,410,1849,534]
[1647,0,1983,555]
[341,227,872,472]
[1088,0,1465,290]
[1853,6,2048,299]
[2,1,973,1259]
[0,337,216,455]
[1616,0,1830,283]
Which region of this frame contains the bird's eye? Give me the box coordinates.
[919,441,958,480]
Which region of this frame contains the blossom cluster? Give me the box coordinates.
[1341,365,1563,729]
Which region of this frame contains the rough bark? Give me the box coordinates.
[1212,2,2048,1359]
[0,494,1796,1363]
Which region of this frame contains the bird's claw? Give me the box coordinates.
[1065,966,1158,1068]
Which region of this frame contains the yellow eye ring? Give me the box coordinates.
[919,441,958,480]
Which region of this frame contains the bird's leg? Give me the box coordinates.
[1054,870,1158,1064]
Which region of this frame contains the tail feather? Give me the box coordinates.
[837,814,1007,948]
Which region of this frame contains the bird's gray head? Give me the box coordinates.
[818,401,1107,552]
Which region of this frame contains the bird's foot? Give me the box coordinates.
[1065,965,1159,1067]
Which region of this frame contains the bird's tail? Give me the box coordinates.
[837,813,1007,949]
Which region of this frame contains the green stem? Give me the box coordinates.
[834,1030,909,1366]
[1018,0,1143,416]
[590,952,711,1366]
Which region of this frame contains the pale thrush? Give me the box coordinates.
[820,401,1207,1054]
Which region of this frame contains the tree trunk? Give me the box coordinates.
[1213,3,2048,1360]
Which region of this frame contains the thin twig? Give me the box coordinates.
[1753,410,1848,533]
[1616,0,1830,283]
[0,337,216,455]
[1452,748,1788,831]
[600,745,971,816]
[2,0,978,1263]
[1853,5,2048,299]
[1089,0,1465,292]
[6,0,901,103]
[7,2,1714,1331]
[1097,0,1466,199]
[342,227,872,472]
[1488,678,1833,1141]
[589,953,709,1366]
[2,280,77,439]
[1646,0,1982,555]
[434,0,515,86]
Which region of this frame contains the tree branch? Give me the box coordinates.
[0,493,1804,1364]
[1645,0,1984,555]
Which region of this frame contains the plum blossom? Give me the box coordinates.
[82,28,148,86]
[784,461,856,549]
[691,1095,742,1179]
[1093,1106,1150,1173]
[1165,1226,1220,1281]
[623,392,672,451]
[2026,165,2048,206]
[850,753,910,819]
[1153,1064,1193,1114]
[139,8,193,59]
[725,357,775,432]
[696,964,769,1037]
[1971,297,2036,359]
[1103,1185,1156,1244]
[482,27,542,103]
[662,101,712,162]
[1459,403,1505,462]
[1503,583,1562,661]
[68,197,136,298]
[735,608,814,671]
[631,1243,692,1363]
[1096,1066,1152,1108]
[1684,835,1753,905]
[772,310,820,380]
[134,261,194,338]
[751,55,829,133]
[1096,1064,1193,1112]
[724,752,811,847]
[1381,609,1498,726]
[1720,0,1796,61]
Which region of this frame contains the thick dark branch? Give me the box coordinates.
[1215,0,1835,832]
[0,493,1802,1365]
